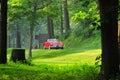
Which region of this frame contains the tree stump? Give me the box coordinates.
[11,49,26,63]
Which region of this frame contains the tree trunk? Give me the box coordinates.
[99,0,119,79]
[47,16,54,38]
[63,0,70,38]
[28,1,37,58]
[0,0,7,64]
[28,23,33,58]
[8,35,11,48]
[60,1,63,36]
[16,21,21,48]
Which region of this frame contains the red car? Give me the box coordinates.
[43,39,63,49]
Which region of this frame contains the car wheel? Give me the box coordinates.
[61,47,63,49]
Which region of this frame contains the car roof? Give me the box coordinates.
[47,39,57,42]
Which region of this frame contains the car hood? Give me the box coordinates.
[50,41,63,45]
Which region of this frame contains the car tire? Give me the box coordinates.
[61,47,63,49]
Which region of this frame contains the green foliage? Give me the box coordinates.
[7,0,101,48]
[8,0,27,21]
[43,0,60,17]
[71,11,88,20]
[95,55,101,68]
[64,32,101,49]
[70,0,100,38]
[0,63,99,80]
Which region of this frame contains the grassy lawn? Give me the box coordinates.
[0,48,101,80]
[31,49,101,65]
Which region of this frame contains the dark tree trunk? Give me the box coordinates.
[60,1,63,36]
[16,21,21,48]
[11,49,25,62]
[0,0,7,64]
[47,16,54,38]
[28,23,34,58]
[63,0,70,38]
[8,35,11,48]
[99,0,119,79]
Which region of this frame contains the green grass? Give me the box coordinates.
[0,63,99,80]
[2,48,101,80]
[31,49,101,65]
[64,33,101,49]
[1,35,102,80]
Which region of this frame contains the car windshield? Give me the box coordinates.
[47,39,57,42]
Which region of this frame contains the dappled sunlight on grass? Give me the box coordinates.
[31,49,101,65]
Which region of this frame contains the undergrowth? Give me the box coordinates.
[64,33,101,49]
[0,63,99,80]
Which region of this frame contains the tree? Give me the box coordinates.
[60,0,64,36]
[27,0,46,58]
[47,16,54,38]
[15,20,21,48]
[70,0,100,38]
[63,0,70,38]
[42,0,62,38]
[99,0,119,79]
[8,0,48,58]
[0,0,7,64]
[27,0,38,58]
[8,0,27,48]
